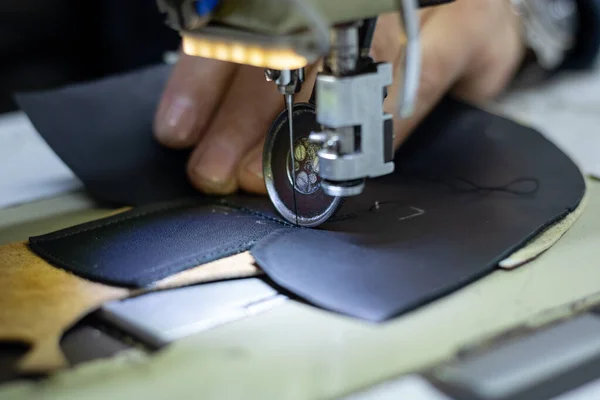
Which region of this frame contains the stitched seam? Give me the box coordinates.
[31,199,216,243]
[32,199,289,243]
[219,200,296,228]
[29,197,289,286]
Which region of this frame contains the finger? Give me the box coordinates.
[374,9,473,149]
[154,53,237,149]
[237,140,266,194]
[187,65,283,195]
[237,65,319,194]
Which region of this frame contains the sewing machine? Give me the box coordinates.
[156,0,451,226]
[3,2,600,397]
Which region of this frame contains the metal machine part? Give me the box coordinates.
[264,69,305,96]
[309,21,396,197]
[263,103,343,227]
[157,0,330,69]
[429,314,600,399]
[157,0,427,226]
[99,279,285,348]
[156,0,421,118]
[159,0,450,36]
[262,2,421,201]
[286,94,299,225]
[265,68,306,224]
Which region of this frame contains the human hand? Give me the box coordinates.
[154,0,526,196]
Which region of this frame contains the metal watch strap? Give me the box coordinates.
[511,0,579,86]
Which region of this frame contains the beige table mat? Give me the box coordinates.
[0,179,597,399]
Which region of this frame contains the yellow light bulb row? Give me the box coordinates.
[182,35,308,70]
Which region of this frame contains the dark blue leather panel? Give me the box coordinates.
[251,98,586,322]
[16,65,195,206]
[29,199,287,287]
[22,67,585,322]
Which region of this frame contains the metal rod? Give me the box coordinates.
[285,94,299,226]
[397,0,421,118]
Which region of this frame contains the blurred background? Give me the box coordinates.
[0,0,179,113]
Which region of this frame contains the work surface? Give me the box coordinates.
[0,66,600,399]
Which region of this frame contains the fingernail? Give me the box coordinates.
[245,155,263,180]
[192,140,237,193]
[155,96,196,143]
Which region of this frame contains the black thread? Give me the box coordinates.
[412,176,540,195]
[329,176,540,222]
[218,199,298,228]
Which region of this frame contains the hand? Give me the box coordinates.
[154,0,525,196]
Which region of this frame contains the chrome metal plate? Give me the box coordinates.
[263,103,342,227]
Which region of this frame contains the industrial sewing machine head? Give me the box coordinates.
[157,0,439,226]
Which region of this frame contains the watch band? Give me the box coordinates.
[511,0,579,86]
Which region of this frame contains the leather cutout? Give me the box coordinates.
[0,241,259,374]
[20,66,585,321]
[0,242,129,372]
[29,199,285,287]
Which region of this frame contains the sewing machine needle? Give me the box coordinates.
[285,94,299,226]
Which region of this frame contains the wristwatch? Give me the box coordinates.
[511,0,579,83]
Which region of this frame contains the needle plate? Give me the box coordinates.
[263,103,342,227]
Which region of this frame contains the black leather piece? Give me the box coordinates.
[16,65,195,206]
[21,66,584,321]
[251,99,585,321]
[29,199,286,287]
